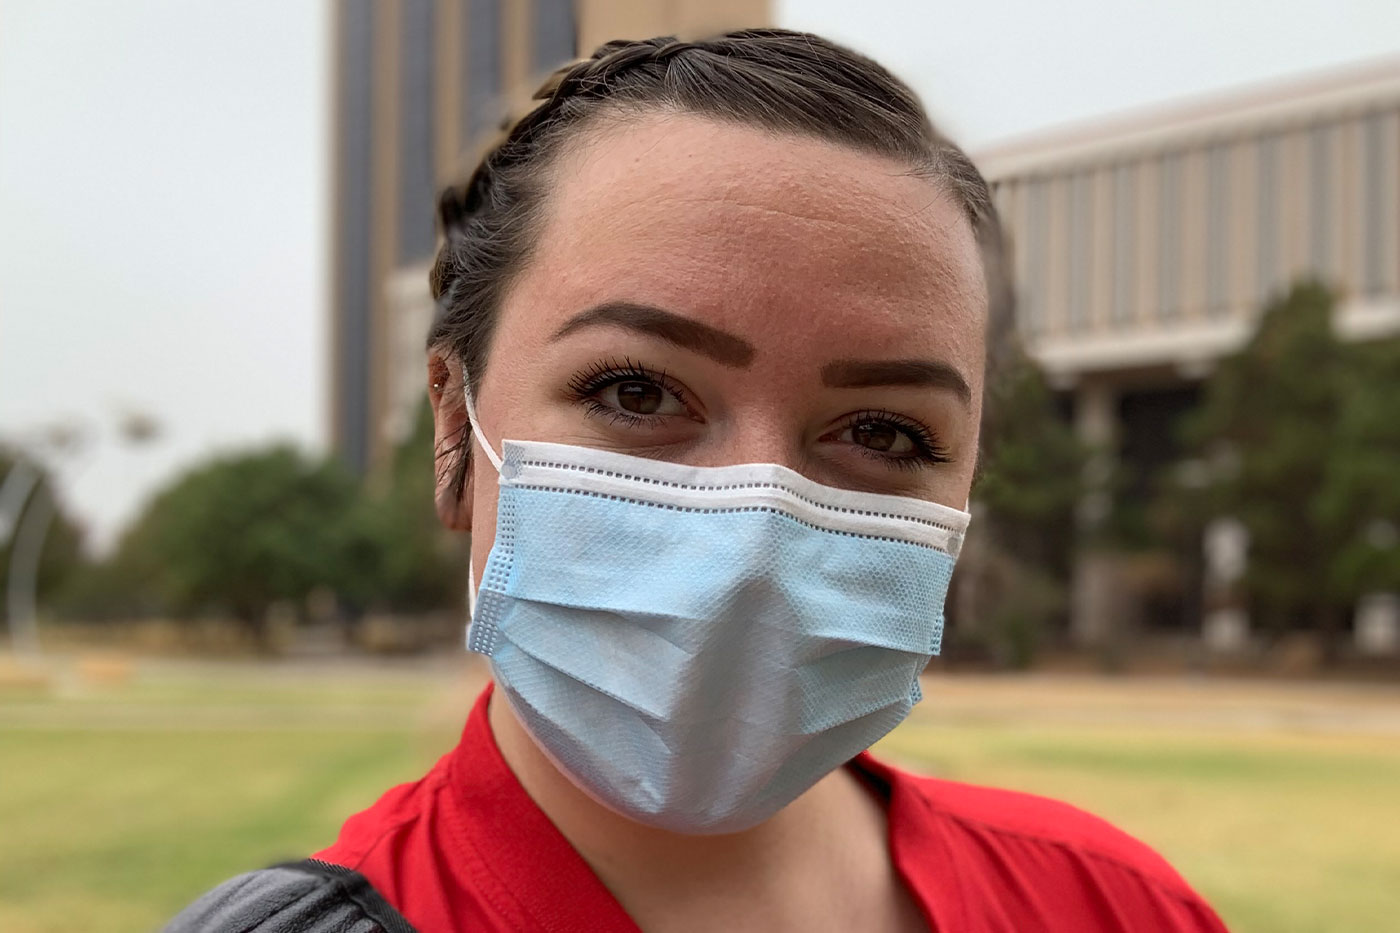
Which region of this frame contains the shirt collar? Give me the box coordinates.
[443,682,642,932]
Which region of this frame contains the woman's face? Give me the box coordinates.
[434,113,987,580]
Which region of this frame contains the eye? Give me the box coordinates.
[843,420,915,454]
[824,409,949,469]
[566,358,696,426]
[598,379,687,417]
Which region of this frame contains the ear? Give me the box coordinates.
[428,350,472,531]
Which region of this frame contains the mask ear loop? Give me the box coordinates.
[462,377,503,620]
[463,379,503,474]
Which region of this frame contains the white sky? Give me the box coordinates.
[780,0,1400,148]
[2,0,1398,551]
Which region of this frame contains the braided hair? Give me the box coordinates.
[429,28,1011,494]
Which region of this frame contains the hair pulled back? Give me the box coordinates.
[429,28,1012,491]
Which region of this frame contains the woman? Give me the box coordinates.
[170,29,1226,933]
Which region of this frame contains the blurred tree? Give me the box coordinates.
[1180,279,1352,643]
[1318,337,1400,601]
[955,347,1086,666]
[975,348,1086,576]
[104,445,359,646]
[65,402,467,643]
[339,399,466,615]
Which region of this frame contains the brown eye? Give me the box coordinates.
[848,421,913,454]
[616,381,662,414]
[594,378,687,418]
[821,409,950,470]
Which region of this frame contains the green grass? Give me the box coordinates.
[876,712,1400,933]
[0,728,441,933]
[2,660,1398,933]
[0,660,460,933]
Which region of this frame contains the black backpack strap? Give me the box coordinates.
[272,858,420,933]
[164,861,419,933]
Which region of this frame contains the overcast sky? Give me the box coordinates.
[2,0,1398,550]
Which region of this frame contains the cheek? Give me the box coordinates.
[954,404,983,495]
[469,457,499,582]
[465,361,510,572]
[465,327,549,573]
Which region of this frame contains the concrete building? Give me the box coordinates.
[329,9,1394,646]
[976,58,1400,645]
[329,0,771,476]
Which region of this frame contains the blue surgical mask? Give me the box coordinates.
[464,390,969,834]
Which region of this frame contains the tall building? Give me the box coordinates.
[977,58,1400,644]
[329,0,771,475]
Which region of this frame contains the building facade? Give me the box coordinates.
[330,12,1394,646]
[976,58,1400,645]
[329,0,771,475]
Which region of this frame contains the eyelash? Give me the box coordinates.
[566,357,693,428]
[565,360,949,470]
[837,408,951,470]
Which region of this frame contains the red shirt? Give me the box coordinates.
[315,683,1227,932]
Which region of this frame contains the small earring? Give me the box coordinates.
[431,381,443,390]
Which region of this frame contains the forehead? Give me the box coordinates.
[510,113,986,378]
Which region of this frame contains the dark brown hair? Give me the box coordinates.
[429,28,1012,492]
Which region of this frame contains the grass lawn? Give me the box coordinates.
[2,657,1397,932]
[877,702,1400,933]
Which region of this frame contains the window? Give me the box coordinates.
[397,0,436,263]
[335,0,375,474]
[1309,123,1332,276]
[1113,162,1136,325]
[1068,171,1093,331]
[1257,134,1279,300]
[464,0,502,150]
[1159,151,1182,320]
[1024,178,1049,335]
[1362,109,1398,296]
[533,0,576,74]
[1206,143,1230,316]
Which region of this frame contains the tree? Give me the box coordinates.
[107,445,360,646]
[975,350,1085,575]
[72,401,468,645]
[1318,337,1400,601]
[338,399,466,614]
[954,347,1086,666]
[1180,279,1351,641]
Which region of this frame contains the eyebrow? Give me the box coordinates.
[821,358,973,406]
[551,302,757,368]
